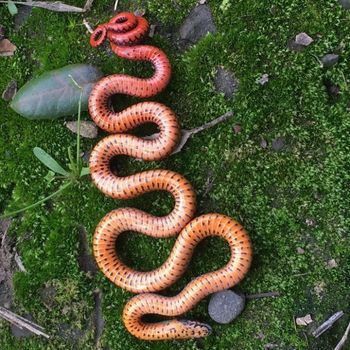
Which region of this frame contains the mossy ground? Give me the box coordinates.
[1,0,350,349]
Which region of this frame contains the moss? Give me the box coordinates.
[1,1,350,349]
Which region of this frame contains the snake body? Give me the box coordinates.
[88,12,253,341]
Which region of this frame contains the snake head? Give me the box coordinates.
[90,25,107,48]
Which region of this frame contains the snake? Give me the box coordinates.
[88,12,253,341]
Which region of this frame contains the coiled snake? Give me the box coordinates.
[88,12,253,341]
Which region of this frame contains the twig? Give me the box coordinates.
[170,111,234,155]
[312,311,344,338]
[83,0,94,11]
[0,307,49,338]
[113,0,119,11]
[188,111,234,135]
[14,250,27,272]
[0,1,85,13]
[143,111,235,156]
[291,272,312,278]
[83,19,94,33]
[334,321,350,350]
[245,291,281,300]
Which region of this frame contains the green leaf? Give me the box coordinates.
[33,147,70,176]
[7,1,18,16]
[44,170,56,183]
[80,167,90,177]
[10,64,103,119]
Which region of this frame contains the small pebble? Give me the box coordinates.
[149,24,156,38]
[233,123,241,134]
[296,314,313,326]
[305,218,316,227]
[256,73,269,85]
[134,8,146,16]
[208,290,245,324]
[321,54,339,68]
[295,32,313,47]
[65,121,98,139]
[260,138,268,149]
[271,137,286,151]
[81,151,91,163]
[297,247,305,254]
[327,259,338,269]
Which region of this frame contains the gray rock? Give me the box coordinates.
[214,66,239,99]
[11,314,34,338]
[272,137,286,151]
[179,4,216,46]
[321,54,339,68]
[208,290,245,324]
[339,0,350,9]
[295,32,313,47]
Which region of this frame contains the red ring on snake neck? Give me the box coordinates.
[90,25,107,47]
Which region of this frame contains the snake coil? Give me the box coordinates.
[88,12,253,340]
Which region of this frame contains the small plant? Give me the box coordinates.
[1,76,90,218]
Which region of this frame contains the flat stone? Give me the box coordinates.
[208,290,245,324]
[321,54,339,68]
[179,4,216,46]
[214,66,239,99]
[295,32,313,47]
[339,0,350,9]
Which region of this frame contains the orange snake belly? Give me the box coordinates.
[88,12,253,341]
